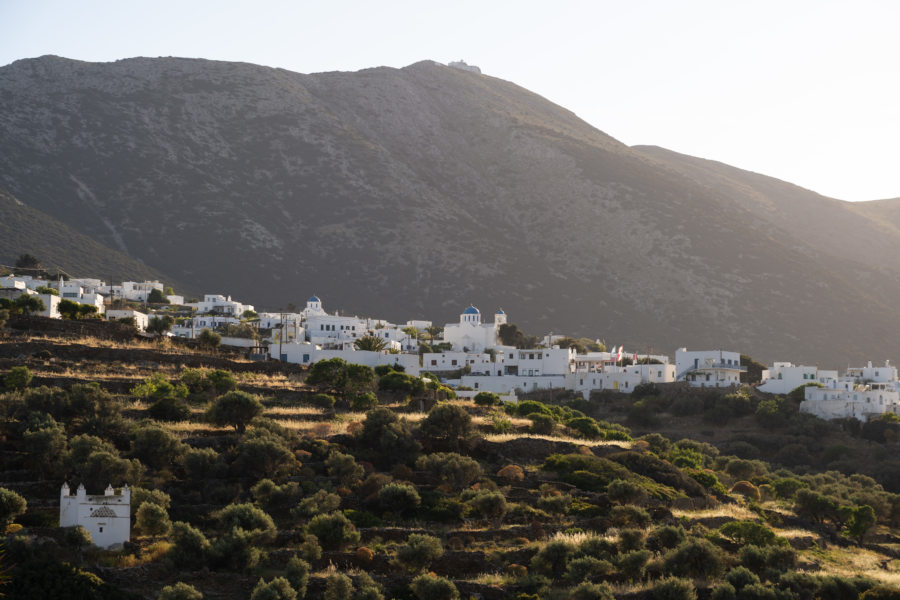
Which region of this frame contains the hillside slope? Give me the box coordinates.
[0,186,175,285]
[2,55,900,365]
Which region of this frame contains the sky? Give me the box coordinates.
[2,0,898,201]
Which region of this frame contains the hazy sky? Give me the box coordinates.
[2,0,898,201]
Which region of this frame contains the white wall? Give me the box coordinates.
[60,483,130,549]
[278,342,420,375]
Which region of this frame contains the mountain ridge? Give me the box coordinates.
[2,55,900,366]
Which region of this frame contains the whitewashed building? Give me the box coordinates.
[106,309,149,331]
[801,381,900,421]
[423,352,497,375]
[676,348,744,388]
[189,294,254,317]
[277,342,420,374]
[758,362,838,395]
[60,483,130,549]
[442,306,507,353]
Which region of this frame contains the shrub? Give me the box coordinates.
[285,556,310,598]
[137,502,172,536]
[710,583,737,600]
[470,490,508,527]
[308,512,360,550]
[309,393,336,410]
[158,582,204,600]
[618,548,652,580]
[567,556,615,583]
[215,503,276,543]
[206,391,264,434]
[537,492,572,516]
[294,489,341,518]
[351,392,378,411]
[651,577,697,600]
[148,396,191,421]
[169,521,210,569]
[730,481,761,502]
[4,366,32,391]
[725,566,760,591]
[415,452,483,489]
[497,464,525,481]
[376,483,421,518]
[209,527,261,571]
[474,391,502,406]
[396,533,444,573]
[324,572,354,600]
[738,545,796,576]
[326,451,365,486]
[528,413,556,434]
[618,528,646,552]
[567,417,603,440]
[608,479,647,505]
[251,577,297,600]
[409,573,459,600]
[647,525,686,552]
[419,403,475,450]
[358,407,421,467]
[570,582,615,600]
[663,538,726,580]
[531,539,576,579]
[611,505,652,528]
[356,546,375,563]
[719,521,777,547]
[0,487,27,524]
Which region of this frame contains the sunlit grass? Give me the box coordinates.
[265,406,325,417]
[671,504,757,521]
[483,432,632,448]
[805,545,900,584]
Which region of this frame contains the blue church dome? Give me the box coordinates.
[308,295,320,303]
[462,305,480,315]
[496,308,505,315]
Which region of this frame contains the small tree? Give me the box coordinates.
[147,315,174,339]
[355,335,388,352]
[848,505,877,543]
[396,534,444,573]
[4,366,32,391]
[0,487,27,524]
[198,328,222,350]
[148,288,170,304]
[158,582,204,600]
[473,391,501,406]
[409,573,459,600]
[14,294,45,315]
[470,490,507,528]
[65,525,93,563]
[377,483,421,519]
[206,391,264,434]
[419,403,474,451]
[308,512,360,550]
[324,572,354,600]
[251,577,297,600]
[285,556,310,598]
[326,451,365,487]
[137,502,172,536]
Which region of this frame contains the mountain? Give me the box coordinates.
[1,54,900,366]
[0,185,172,284]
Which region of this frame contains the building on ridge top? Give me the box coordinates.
[442,304,506,353]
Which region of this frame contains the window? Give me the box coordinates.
[431,360,437,366]
[451,360,457,366]
[98,526,104,533]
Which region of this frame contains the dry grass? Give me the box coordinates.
[483,432,632,448]
[162,421,229,434]
[670,504,758,521]
[805,545,900,585]
[265,406,324,417]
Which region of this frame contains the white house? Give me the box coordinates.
[277,342,420,375]
[60,483,130,549]
[568,362,677,398]
[458,346,575,394]
[675,348,745,388]
[801,381,900,421]
[106,309,149,332]
[190,294,253,317]
[758,362,838,395]
[442,306,507,353]
[101,280,164,302]
[423,352,496,375]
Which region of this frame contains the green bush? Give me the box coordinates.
[326,451,365,486]
[419,403,475,451]
[528,413,556,434]
[285,556,310,598]
[396,533,444,573]
[662,538,726,580]
[148,396,191,421]
[566,556,615,584]
[251,577,297,600]
[158,582,204,600]
[531,539,576,579]
[169,521,210,569]
[570,582,615,600]
[376,483,421,518]
[351,392,378,411]
[324,572,354,600]
[618,548,652,580]
[719,521,778,547]
[309,393,336,409]
[4,366,33,391]
[206,391,264,434]
[308,512,360,550]
[415,452,483,489]
[136,502,172,536]
[409,573,459,600]
[651,577,697,600]
[469,490,507,528]
[358,407,421,467]
[473,391,502,406]
[214,503,276,543]
[0,487,27,524]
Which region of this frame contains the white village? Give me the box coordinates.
[3,273,895,425]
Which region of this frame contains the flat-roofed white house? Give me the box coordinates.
[60,483,130,549]
[676,348,745,388]
[106,309,149,332]
[758,362,838,395]
[801,381,900,421]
